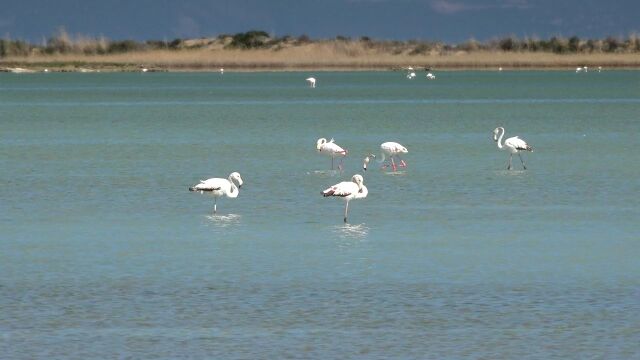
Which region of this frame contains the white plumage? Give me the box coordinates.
[317,138,348,170]
[322,174,368,222]
[493,127,533,170]
[189,172,243,214]
[426,73,436,80]
[363,141,408,172]
[306,77,316,88]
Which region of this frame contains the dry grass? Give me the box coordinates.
[3,42,640,71]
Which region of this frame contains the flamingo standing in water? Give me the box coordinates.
[322,174,368,223]
[317,138,348,171]
[492,127,533,170]
[189,172,243,214]
[363,142,408,172]
[306,77,316,88]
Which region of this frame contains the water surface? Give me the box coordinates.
[2,71,639,359]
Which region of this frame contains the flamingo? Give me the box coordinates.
[492,127,533,170]
[362,142,408,172]
[407,72,416,79]
[306,77,316,88]
[426,73,436,80]
[322,174,368,223]
[220,68,224,74]
[189,172,243,214]
[576,67,583,73]
[317,138,348,171]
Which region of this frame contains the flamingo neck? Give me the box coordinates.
[227,182,239,198]
[496,128,505,150]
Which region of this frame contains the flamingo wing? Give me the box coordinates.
[322,181,356,197]
[505,136,533,152]
[321,142,347,155]
[190,178,225,191]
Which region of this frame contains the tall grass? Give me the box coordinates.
[2,30,640,70]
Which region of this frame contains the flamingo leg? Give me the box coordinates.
[331,157,334,170]
[344,201,349,223]
[338,157,344,172]
[518,153,527,170]
[399,158,407,167]
[507,154,513,170]
[391,157,397,172]
[213,198,217,214]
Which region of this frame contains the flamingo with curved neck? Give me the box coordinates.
[363,142,408,172]
[322,174,368,223]
[493,127,533,170]
[189,172,244,214]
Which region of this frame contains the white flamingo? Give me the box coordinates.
[426,73,436,80]
[492,127,533,170]
[363,142,408,172]
[220,68,224,74]
[407,72,416,79]
[189,172,243,214]
[576,67,583,73]
[322,174,368,223]
[306,77,316,88]
[317,138,348,171]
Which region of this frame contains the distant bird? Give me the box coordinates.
[576,67,583,73]
[322,174,368,223]
[363,142,408,172]
[407,72,416,79]
[492,127,533,170]
[317,138,348,171]
[306,77,316,88]
[426,72,436,80]
[220,68,224,74]
[189,172,243,214]
[597,66,602,72]
[141,68,148,73]
[498,67,503,72]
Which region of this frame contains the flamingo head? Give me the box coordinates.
[229,172,243,188]
[316,138,326,151]
[362,153,375,171]
[398,146,408,154]
[352,174,364,189]
[492,127,503,141]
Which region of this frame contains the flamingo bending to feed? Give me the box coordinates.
[189,172,243,214]
[317,138,348,171]
[426,73,436,80]
[363,142,408,172]
[322,174,368,223]
[492,127,533,170]
[306,77,316,88]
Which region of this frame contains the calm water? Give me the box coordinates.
[1,71,639,359]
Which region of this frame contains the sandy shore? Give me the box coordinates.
[2,48,640,72]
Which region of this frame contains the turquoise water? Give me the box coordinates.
[1,71,639,359]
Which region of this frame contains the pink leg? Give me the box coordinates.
[391,157,397,171]
[399,159,407,167]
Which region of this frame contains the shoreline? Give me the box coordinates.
[2,50,640,73]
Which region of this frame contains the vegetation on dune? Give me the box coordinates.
[2,29,640,58]
[1,29,639,70]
